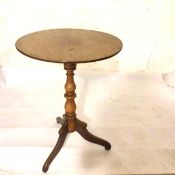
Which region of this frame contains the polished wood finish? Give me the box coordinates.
[64,63,77,132]
[42,63,111,172]
[15,29,122,63]
[42,120,68,173]
[76,118,111,150]
[43,116,111,173]
[15,29,123,173]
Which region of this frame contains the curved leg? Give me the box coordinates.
[56,114,66,125]
[76,119,111,150]
[42,122,68,173]
[56,117,64,125]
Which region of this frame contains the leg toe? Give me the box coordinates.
[105,143,111,150]
[42,164,49,173]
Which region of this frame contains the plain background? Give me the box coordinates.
[0,0,175,174]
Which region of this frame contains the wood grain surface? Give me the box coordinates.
[15,29,122,63]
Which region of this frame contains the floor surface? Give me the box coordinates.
[0,70,175,174]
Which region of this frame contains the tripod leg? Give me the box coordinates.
[56,114,67,126]
[56,117,64,125]
[76,119,111,150]
[42,122,68,173]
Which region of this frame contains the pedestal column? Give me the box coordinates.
[64,63,77,132]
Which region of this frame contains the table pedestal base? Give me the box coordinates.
[42,63,111,173]
[42,116,111,173]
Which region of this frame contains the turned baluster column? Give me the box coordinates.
[64,63,77,132]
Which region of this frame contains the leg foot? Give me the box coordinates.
[105,143,111,150]
[76,119,111,150]
[42,121,68,173]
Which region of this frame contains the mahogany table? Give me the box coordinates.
[15,29,123,173]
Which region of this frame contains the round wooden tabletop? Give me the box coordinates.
[15,29,123,64]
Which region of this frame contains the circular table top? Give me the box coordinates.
[15,29,123,63]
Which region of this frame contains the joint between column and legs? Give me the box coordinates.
[42,62,111,173]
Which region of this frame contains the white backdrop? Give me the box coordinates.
[0,0,175,72]
[1,1,175,174]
